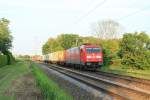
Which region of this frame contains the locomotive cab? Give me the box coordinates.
[80,44,103,69]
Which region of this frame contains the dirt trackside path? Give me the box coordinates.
[0,61,43,100]
[5,73,43,100]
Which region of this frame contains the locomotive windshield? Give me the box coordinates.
[86,48,100,53]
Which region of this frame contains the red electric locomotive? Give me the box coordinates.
[66,44,103,70]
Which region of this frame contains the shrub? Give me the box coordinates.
[2,51,15,65]
[103,49,113,66]
[0,54,8,67]
[119,32,150,69]
[6,52,15,64]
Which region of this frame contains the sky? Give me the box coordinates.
[0,0,150,55]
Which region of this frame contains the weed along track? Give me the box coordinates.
[41,63,150,100]
[31,63,73,100]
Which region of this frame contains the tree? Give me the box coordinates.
[0,18,12,53]
[119,32,150,69]
[42,34,83,54]
[0,18,15,64]
[42,38,63,54]
[91,19,122,39]
[81,36,101,45]
[57,34,82,49]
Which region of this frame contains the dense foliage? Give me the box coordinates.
[5,51,15,64]
[0,18,15,65]
[119,32,150,69]
[42,34,120,54]
[103,49,113,66]
[57,34,82,49]
[42,38,63,54]
[0,18,12,52]
[42,34,82,54]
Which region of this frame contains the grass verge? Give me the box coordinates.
[100,65,150,80]
[31,63,73,100]
[0,61,31,100]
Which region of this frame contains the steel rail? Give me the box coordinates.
[44,64,150,100]
[50,63,150,92]
[96,71,150,85]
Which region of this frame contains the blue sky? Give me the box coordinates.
[0,0,150,55]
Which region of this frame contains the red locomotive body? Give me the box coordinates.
[43,44,103,70]
[66,44,103,70]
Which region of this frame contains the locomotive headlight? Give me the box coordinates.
[87,56,92,58]
[96,56,102,58]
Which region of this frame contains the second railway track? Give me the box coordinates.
[43,63,150,100]
[96,71,150,85]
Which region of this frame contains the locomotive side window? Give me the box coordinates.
[86,48,100,53]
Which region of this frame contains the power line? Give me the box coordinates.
[74,0,107,24]
[117,5,150,21]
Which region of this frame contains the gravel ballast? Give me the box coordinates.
[39,64,113,100]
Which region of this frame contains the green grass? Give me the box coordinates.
[100,65,150,80]
[0,61,73,100]
[0,61,31,100]
[31,63,73,100]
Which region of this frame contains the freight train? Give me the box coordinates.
[42,44,103,70]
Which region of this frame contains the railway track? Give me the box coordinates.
[49,64,150,93]
[57,64,150,92]
[96,71,150,85]
[44,64,150,100]
[80,71,150,94]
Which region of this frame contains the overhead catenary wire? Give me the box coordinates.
[74,0,150,23]
[74,0,107,24]
[117,5,150,21]
[70,1,150,34]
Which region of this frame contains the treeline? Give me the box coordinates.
[0,18,15,67]
[42,32,150,70]
[42,34,119,54]
[42,34,119,66]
